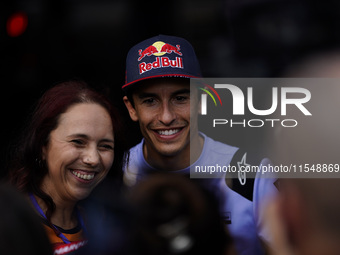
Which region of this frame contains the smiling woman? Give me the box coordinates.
[7,80,126,254]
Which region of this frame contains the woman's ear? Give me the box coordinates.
[41,146,47,161]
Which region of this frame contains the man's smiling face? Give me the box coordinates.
[124,78,200,160]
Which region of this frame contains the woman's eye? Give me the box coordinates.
[71,139,84,146]
[100,144,114,150]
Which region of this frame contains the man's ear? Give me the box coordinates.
[123,96,139,122]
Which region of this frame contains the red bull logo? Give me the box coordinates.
[138,45,159,61]
[138,41,182,61]
[138,41,184,74]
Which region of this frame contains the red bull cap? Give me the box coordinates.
[123,34,202,91]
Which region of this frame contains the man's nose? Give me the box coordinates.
[158,103,176,125]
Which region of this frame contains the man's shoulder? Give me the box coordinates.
[123,140,147,186]
[203,134,268,167]
[202,134,239,155]
[128,140,144,153]
[125,140,144,163]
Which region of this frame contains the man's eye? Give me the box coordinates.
[175,96,188,102]
[143,98,156,104]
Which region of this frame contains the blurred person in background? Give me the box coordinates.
[264,50,340,255]
[0,182,53,255]
[7,80,126,254]
[266,178,340,255]
[127,173,237,255]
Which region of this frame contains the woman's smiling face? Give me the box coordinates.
[41,103,114,203]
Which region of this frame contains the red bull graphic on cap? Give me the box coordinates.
[138,41,184,74]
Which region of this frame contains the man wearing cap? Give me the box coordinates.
[122,34,277,255]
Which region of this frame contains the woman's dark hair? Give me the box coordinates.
[8,80,126,221]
